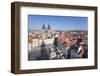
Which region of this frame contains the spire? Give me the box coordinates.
[42,24,46,29]
[47,24,51,29]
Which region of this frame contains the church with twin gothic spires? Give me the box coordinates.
[42,24,51,33]
[41,24,53,39]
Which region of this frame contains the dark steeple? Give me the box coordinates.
[47,24,51,29]
[42,24,46,29]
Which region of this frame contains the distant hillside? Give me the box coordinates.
[29,29,87,33]
[55,30,87,32]
[28,29,42,32]
[66,30,87,32]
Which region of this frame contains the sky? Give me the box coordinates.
[28,15,88,31]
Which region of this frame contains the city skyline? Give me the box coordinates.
[28,15,88,31]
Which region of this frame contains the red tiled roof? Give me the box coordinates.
[28,38,33,43]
